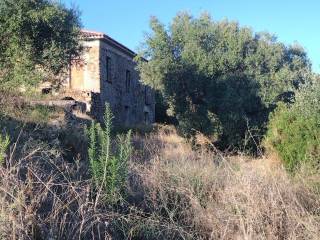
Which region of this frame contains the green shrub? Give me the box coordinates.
[0,134,9,165]
[29,105,53,123]
[264,82,320,172]
[86,104,132,202]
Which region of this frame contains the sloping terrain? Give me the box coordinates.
[0,98,319,239]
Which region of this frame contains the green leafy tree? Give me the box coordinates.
[86,104,132,203]
[0,0,82,89]
[265,79,320,172]
[137,12,313,150]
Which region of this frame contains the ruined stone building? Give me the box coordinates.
[64,30,155,126]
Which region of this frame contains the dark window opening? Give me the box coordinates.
[125,106,130,125]
[144,86,150,105]
[126,70,131,93]
[106,56,112,83]
[144,112,149,124]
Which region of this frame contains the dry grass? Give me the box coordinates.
[0,136,117,239]
[127,126,320,239]
[0,124,319,239]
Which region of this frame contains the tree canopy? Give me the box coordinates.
[0,0,82,89]
[137,12,313,150]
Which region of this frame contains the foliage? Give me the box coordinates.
[0,134,9,165]
[0,0,82,90]
[137,12,313,150]
[264,80,320,172]
[154,90,178,124]
[28,105,58,123]
[0,98,63,125]
[86,103,132,202]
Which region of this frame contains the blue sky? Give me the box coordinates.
[62,0,320,73]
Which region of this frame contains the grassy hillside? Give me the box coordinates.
[0,99,319,239]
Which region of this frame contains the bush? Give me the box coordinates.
[86,103,132,202]
[264,81,320,172]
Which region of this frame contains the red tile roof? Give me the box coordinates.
[81,30,136,57]
[81,30,105,39]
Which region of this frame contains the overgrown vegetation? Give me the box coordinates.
[0,2,319,238]
[137,12,313,151]
[123,128,320,239]
[0,117,318,239]
[0,97,64,125]
[0,0,82,90]
[86,104,132,203]
[265,80,320,172]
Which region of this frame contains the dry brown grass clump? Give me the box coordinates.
[128,126,320,239]
[0,131,118,239]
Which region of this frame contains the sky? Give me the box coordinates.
[62,0,320,73]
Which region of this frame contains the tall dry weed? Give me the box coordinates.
[0,124,318,239]
[0,135,117,239]
[127,126,320,239]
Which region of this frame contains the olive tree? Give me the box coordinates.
[137,12,313,150]
[0,0,82,89]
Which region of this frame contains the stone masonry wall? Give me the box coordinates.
[70,40,101,92]
[98,40,155,126]
[66,38,155,126]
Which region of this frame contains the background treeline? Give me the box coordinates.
[137,12,319,167]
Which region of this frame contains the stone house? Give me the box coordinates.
[64,30,155,126]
